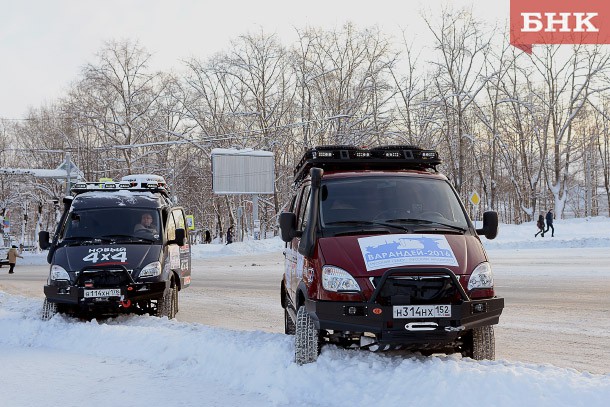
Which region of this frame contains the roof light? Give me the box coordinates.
[293,145,441,183]
[68,174,170,198]
[384,151,401,158]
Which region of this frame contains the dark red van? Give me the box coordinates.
[279,146,503,365]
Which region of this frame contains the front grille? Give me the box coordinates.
[369,268,465,306]
[76,268,134,288]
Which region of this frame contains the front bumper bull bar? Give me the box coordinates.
[44,281,169,305]
[306,267,504,345]
[44,266,169,306]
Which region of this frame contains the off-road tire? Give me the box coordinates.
[41,298,57,321]
[295,306,320,365]
[173,286,179,314]
[465,325,495,360]
[157,286,177,319]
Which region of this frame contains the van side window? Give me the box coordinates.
[289,195,297,212]
[297,185,311,230]
[172,209,189,240]
[167,211,177,241]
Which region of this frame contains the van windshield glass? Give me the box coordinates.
[60,208,162,243]
[320,176,469,230]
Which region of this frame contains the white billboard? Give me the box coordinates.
[211,148,275,194]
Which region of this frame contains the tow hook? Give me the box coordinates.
[120,299,132,308]
[404,322,438,331]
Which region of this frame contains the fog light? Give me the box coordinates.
[473,303,486,313]
[343,305,366,316]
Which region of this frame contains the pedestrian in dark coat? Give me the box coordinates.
[545,209,555,237]
[226,226,233,245]
[535,214,545,237]
[7,245,23,274]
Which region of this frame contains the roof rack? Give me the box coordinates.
[293,145,441,183]
[70,174,171,198]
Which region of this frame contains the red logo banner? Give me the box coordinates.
[510,0,610,53]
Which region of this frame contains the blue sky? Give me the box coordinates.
[0,0,507,120]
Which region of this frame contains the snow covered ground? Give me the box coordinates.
[1,217,610,406]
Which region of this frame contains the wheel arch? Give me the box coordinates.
[296,281,308,310]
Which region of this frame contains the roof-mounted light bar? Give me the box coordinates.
[70,174,170,197]
[293,145,441,183]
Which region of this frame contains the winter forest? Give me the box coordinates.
[1,9,610,245]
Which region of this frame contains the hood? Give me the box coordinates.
[318,233,487,277]
[52,244,162,272]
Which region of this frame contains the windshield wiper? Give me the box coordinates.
[59,236,106,246]
[325,220,409,232]
[100,234,155,243]
[415,222,467,233]
[383,218,467,233]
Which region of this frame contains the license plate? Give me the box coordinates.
[83,289,121,298]
[393,305,451,319]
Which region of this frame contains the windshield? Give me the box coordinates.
[320,176,470,230]
[59,208,162,244]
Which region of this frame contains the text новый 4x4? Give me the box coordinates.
[279,146,503,365]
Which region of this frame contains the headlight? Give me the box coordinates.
[139,261,162,278]
[322,265,360,292]
[50,265,70,281]
[468,262,494,290]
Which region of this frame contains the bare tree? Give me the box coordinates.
[67,40,168,175]
[423,8,493,195]
[528,45,610,217]
[293,24,397,146]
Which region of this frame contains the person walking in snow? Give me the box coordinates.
[7,245,23,274]
[545,209,555,237]
[226,226,233,245]
[535,214,545,237]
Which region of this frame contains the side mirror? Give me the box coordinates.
[39,231,51,250]
[279,212,301,242]
[175,228,186,246]
[476,211,498,240]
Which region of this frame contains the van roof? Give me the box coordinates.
[71,190,169,210]
[320,169,448,181]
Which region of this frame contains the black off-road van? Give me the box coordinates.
[279,146,504,364]
[39,174,191,320]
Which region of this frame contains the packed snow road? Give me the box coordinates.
[1,246,609,374]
